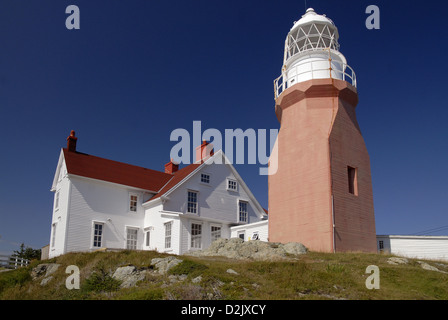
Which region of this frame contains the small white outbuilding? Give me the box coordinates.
[377,235,448,261]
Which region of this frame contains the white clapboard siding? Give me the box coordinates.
[163,162,263,224]
[49,158,71,258]
[145,208,181,255]
[177,216,232,255]
[230,220,269,242]
[65,175,145,253]
[377,235,448,261]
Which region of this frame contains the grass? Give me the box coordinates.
[168,259,208,277]
[0,250,447,300]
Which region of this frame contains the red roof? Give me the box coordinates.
[63,149,173,192]
[63,149,203,200]
[62,147,266,215]
[149,163,200,201]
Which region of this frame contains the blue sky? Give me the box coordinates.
[1,0,447,255]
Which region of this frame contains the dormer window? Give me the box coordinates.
[200,173,210,184]
[227,179,238,191]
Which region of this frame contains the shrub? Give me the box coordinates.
[82,269,121,293]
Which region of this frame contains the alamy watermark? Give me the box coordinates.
[365,265,380,289]
[169,121,278,176]
[365,5,380,30]
[65,265,80,290]
[65,5,80,30]
[65,5,379,31]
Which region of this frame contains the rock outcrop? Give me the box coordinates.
[186,238,307,261]
[31,263,61,286]
[150,256,183,274]
[112,266,147,288]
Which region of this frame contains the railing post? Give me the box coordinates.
[282,74,286,94]
[310,60,314,79]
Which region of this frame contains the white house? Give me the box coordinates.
[48,132,448,261]
[48,131,268,258]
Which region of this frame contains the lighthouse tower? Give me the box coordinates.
[268,8,377,252]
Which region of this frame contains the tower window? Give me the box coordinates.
[347,166,358,196]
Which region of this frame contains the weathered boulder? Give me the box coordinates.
[31,263,61,286]
[417,261,447,274]
[226,269,239,275]
[31,263,61,281]
[31,264,48,279]
[40,276,54,286]
[150,256,183,274]
[112,266,146,288]
[281,242,307,256]
[387,257,409,265]
[45,264,61,277]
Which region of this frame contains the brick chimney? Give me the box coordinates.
[165,159,179,174]
[195,140,214,163]
[67,130,78,152]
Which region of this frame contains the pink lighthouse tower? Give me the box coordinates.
[268,8,377,252]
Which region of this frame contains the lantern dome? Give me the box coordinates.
[286,8,340,61]
[274,8,356,99]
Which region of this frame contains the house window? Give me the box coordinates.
[211,226,221,242]
[146,231,150,247]
[129,194,138,212]
[238,201,248,223]
[164,222,172,249]
[201,173,210,184]
[378,240,384,252]
[126,228,138,250]
[187,191,198,214]
[55,191,60,209]
[252,232,259,241]
[347,166,358,195]
[238,231,245,241]
[93,223,104,248]
[227,179,237,191]
[51,223,57,247]
[191,223,202,249]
